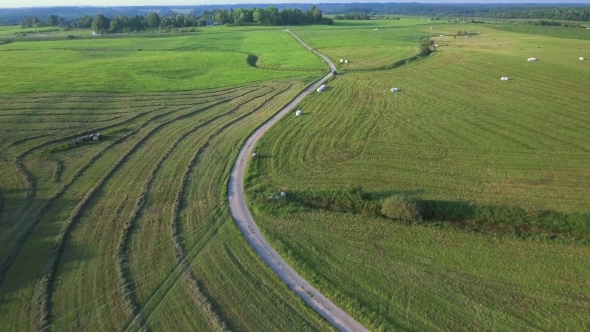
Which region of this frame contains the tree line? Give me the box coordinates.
[21,6,331,33]
[20,14,64,28]
[204,6,332,25]
[333,12,370,20]
[6,4,590,27]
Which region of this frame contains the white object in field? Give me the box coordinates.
[92,31,98,35]
[345,60,348,63]
[501,77,509,81]
[296,110,302,116]
[527,58,537,62]
[374,28,378,30]
[430,27,433,29]
[340,58,343,63]
[280,192,287,197]
[252,152,258,158]
[440,34,444,37]
[391,87,398,92]
[580,57,585,60]
[434,44,438,47]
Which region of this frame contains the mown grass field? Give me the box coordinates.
[0,28,335,331]
[247,23,590,330]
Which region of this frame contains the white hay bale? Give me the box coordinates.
[391,87,398,92]
[296,110,302,116]
[345,60,348,63]
[252,153,258,158]
[374,28,378,30]
[440,34,444,37]
[317,88,321,93]
[340,59,343,63]
[280,192,286,197]
[580,57,585,60]
[430,27,433,29]
[434,44,438,47]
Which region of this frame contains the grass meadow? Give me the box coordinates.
[0,29,326,93]
[2,17,590,331]
[247,23,590,330]
[0,28,334,331]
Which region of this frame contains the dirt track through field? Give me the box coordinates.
[228,30,368,332]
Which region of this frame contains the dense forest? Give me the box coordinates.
[17,6,331,32]
[2,4,590,26]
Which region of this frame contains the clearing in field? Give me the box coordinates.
[247,23,590,330]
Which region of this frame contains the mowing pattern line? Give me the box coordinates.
[32,88,263,331]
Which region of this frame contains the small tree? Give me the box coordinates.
[21,17,33,28]
[146,12,161,29]
[47,15,59,27]
[381,195,422,222]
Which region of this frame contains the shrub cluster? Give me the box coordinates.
[253,186,590,243]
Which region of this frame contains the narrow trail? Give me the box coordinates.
[228,30,368,332]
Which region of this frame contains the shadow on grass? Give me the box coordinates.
[246,54,258,68]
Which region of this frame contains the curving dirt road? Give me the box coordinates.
[228,30,368,332]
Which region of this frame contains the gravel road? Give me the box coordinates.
[228,30,368,332]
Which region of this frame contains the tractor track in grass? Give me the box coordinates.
[228,30,368,332]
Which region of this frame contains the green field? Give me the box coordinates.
[0,29,325,93]
[247,24,590,330]
[1,17,590,332]
[0,28,334,331]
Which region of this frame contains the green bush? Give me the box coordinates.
[380,195,422,222]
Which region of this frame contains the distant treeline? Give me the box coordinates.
[203,6,332,26]
[19,6,331,32]
[524,19,583,28]
[333,12,370,20]
[5,4,590,27]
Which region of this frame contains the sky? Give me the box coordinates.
[2,0,590,8]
